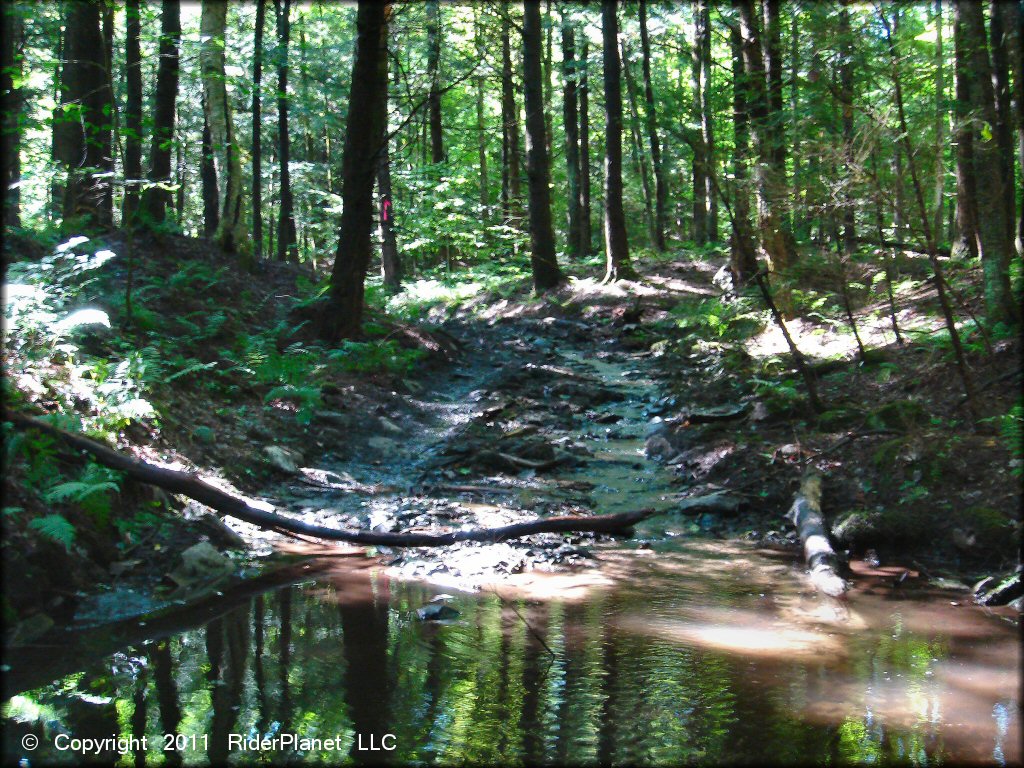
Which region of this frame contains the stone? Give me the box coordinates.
[169,542,234,587]
[193,425,216,444]
[677,491,742,516]
[378,417,403,435]
[644,435,673,460]
[416,603,460,621]
[368,436,398,453]
[263,445,303,473]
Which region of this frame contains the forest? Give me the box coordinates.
[1,0,1022,765]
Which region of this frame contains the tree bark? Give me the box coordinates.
[122,0,143,227]
[990,1,1018,256]
[56,0,112,229]
[955,0,1015,325]
[426,0,443,165]
[1007,0,1024,256]
[837,0,856,250]
[952,3,979,260]
[200,101,220,237]
[561,16,582,258]
[786,473,848,598]
[500,3,521,222]
[933,0,946,242]
[691,0,712,246]
[730,23,757,281]
[475,9,489,214]
[1,0,23,228]
[735,0,795,273]
[601,0,637,282]
[638,0,667,251]
[523,0,565,292]
[8,412,656,547]
[579,34,593,255]
[251,0,265,260]
[275,0,297,263]
[378,16,401,293]
[319,0,389,342]
[200,0,248,257]
[621,39,656,249]
[142,0,180,225]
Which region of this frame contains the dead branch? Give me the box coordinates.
[786,472,848,597]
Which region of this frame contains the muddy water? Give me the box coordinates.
[4,330,1020,765]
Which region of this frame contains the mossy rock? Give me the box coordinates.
[952,506,1016,551]
[867,399,929,431]
[872,437,907,468]
[832,507,933,549]
[818,407,863,430]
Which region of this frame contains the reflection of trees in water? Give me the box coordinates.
[277,587,293,731]
[130,655,147,768]
[152,638,183,767]
[207,603,252,765]
[252,593,269,735]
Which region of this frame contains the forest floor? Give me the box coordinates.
[4,231,1022,642]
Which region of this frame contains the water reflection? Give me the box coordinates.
[2,544,1019,766]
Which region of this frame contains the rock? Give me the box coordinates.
[368,436,398,453]
[313,410,350,429]
[976,571,1024,607]
[677,491,742,516]
[263,445,303,473]
[416,603,460,621]
[193,425,216,444]
[169,542,234,588]
[645,435,673,460]
[867,399,928,431]
[378,417,403,435]
[9,613,54,644]
[644,417,668,438]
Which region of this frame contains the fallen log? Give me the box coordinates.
[7,412,654,547]
[786,472,848,597]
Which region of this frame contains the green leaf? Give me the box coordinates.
[28,515,76,551]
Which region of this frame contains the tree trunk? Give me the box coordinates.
[100,5,114,225]
[544,0,553,159]
[601,0,636,282]
[123,0,143,227]
[201,100,220,237]
[837,0,856,250]
[991,1,1018,255]
[762,0,788,231]
[251,0,265,260]
[1007,0,1024,256]
[691,0,711,246]
[561,16,582,258]
[275,0,297,262]
[500,3,521,222]
[620,39,656,249]
[56,0,112,229]
[200,0,248,257]
[638,0,667,251]
[475,9,489,215]
[522,0,564,292]
[426,0,443,165]
[952,4,979,260]
[787,473,848,598]
[1,0,23,228]
[579,34,593,255]
[142,0,180,225]
[933,0,946,242]
[320,0,389,342]
[736,0,795,273]
[378,15,401,293]
[730,23,757,281]
[955,0,1015,324]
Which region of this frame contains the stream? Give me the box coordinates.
[3,318,1020,766]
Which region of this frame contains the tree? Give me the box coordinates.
[638,0,667,251]
[252,0,266,260]
[621,39,656,248]
[1,0,23,227]
[561,13,582,258]
[522,0,564,292]
[201,103,220,238]
[379,11,401,292]
[275,0,297,262]
[141,0,180,225]
[55,0,112,229]
[319,0,389,342]
[500,3,522,222]
[200,0,248,256]
[426,0,443,165]
[578,33,593,255]
[729,21,757,281]
[601,0,637,282]
[691,0,715,246]
[122,0,143,226]
[954,0,1015,324]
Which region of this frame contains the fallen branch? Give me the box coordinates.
[786,472,848,598]
[8,412,654,547]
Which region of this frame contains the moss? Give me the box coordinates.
[952,506,1017,551]
[867,399,929,431]
[832,506,933,550]
[818,407,863,430]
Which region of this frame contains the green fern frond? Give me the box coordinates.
[28,514,76,551]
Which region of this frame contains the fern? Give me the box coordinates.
[28,514,76,551]
[43,480,119,504]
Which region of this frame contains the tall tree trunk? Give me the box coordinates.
[638,0,667,251]
[837,0,856,249]
[200,100,220,237]
[100,5,114,225]
[426,0,443,164]
[730,23,757,281]
[933,0,946,242]
[762,0,787,231]
[1,0,23,227]
[991,1,1018,254]
[320,1,389,342]
[579,34,592,254]
[691,0,710,245]
[142,0,179,225]
[56,0,112,229]
[621,39,656,248]
[602,0,636,282]
[500,3,521,222]
[544,0,553,159]
[736,0,795,273]
[562,16,582,258]
[174,135,184,222]
[378,8,401,292]
[955,0,1015,324]
[475,9,489,214]
[200,0,248,257]
[123,0,143,227]
[523,0,564,292]
[251,0,265,260]
[275,0,297,262]
[1007,0,1024,256]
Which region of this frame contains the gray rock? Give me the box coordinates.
[677,491,742,516]
[368,436,398,453]
[416,604,460,621]
[644,417,668,438]
[378,416,403,435]
[263,445,303,473]
[193,425,216,444]
[644,435,673,459]
[169,542,234,587]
